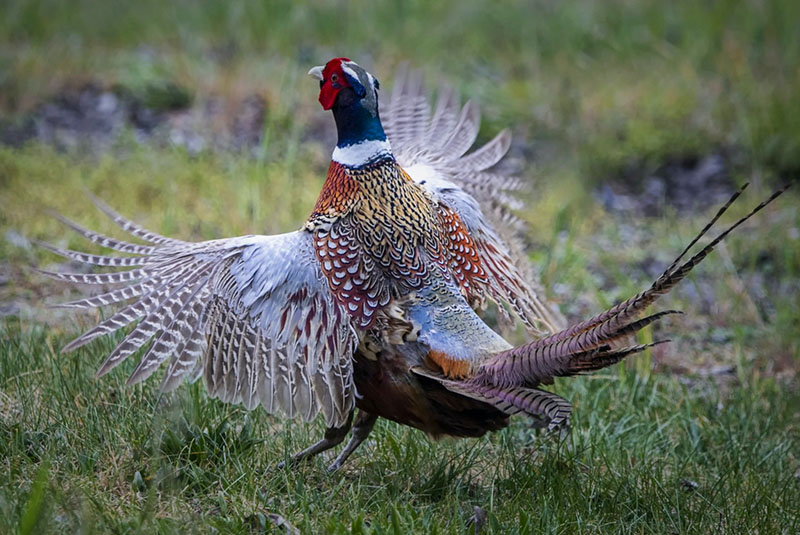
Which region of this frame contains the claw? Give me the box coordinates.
[327,411,378,472]
[276,412,354,470]
[327,460,343,473]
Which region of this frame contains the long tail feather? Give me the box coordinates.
[412,366,572,431]
[476,185,789,387]
[566,340,670,374]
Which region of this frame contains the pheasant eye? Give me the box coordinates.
[331,73,339,83]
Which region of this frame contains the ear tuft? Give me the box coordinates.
[343,70,367,98]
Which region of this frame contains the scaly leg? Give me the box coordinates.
[277,410,354,469]
[327,410,378,472]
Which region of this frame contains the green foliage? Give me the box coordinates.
[18,459,50,535]
[2,0,799,179]
[1,0,799,533]
[0,320,798,533]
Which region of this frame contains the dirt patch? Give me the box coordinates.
[0,83,267,155]
[1,83,168,152]
[596,153,736,216]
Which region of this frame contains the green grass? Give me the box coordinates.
[2,319,798,533]
[3,0,800,179]
[1,0,800,533]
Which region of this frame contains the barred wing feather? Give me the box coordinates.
[383,66,564,335]
[41,205,357,427]
[382,65,523,219]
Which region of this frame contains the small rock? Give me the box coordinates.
[598,153,735,216]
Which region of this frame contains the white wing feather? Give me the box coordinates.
[41,204,357,427]
[383,66,564,335]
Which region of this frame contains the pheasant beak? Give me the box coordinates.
[308,66,324,81]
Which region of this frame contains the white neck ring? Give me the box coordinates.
[332,139,392,167]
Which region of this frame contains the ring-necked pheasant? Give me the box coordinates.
[38,58,787,471]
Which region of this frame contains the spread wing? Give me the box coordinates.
[382,66,564,336]
[38,198,357,427]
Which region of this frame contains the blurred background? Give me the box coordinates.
[0,1,798,532]
[3,0,798,365]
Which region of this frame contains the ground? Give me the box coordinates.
[1,1,799,533]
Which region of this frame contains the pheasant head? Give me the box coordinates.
[309,58,390,166]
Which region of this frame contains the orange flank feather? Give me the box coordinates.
[427,350,473,379]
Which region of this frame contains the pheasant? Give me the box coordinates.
[38,58,787,471]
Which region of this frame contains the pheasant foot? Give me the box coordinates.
[327,410,378,472]
[277,411,354,469]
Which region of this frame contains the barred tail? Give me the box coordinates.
[474,183,789,389]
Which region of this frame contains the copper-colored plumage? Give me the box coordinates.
[426,350,473,379]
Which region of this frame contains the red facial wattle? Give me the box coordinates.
[318,81,340,110]
[318,57,352,110]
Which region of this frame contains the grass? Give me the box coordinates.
[1,0,799,533]
[3,0,800,178]
[2,320,798,533]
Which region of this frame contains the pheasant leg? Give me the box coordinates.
[277,410,354,469]
[327,410,378,472]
